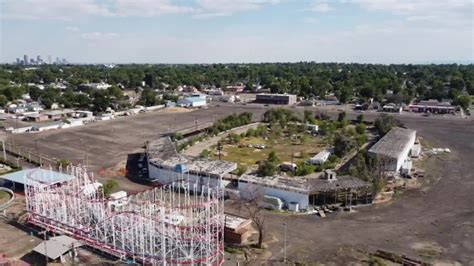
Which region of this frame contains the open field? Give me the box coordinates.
[213,135,326,169]
[1,104,473,264]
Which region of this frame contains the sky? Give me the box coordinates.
[0,0,473,64]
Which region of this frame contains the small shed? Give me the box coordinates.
[177,97,207,107]
[33,235,83,262]
[309,150,331,165]
[224,214,252,245]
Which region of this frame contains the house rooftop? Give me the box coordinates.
[368,127,416,158]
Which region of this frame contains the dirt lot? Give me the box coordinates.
[2,104,473,264]
[8,105,266,175]
[225,116,474,265]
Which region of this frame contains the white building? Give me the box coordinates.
[238,173,372,211]
[309,150,331,165]
[177,97,207,108]
[147,138,237,192]
[238,174,310,210]
[368,127,416,172]
[82,82,112,90]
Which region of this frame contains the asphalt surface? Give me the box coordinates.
[4,103,474,264]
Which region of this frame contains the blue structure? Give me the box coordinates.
[0,168,75,187]
[174,164,188,173]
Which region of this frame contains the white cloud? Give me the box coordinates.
[112,0,196,17]
[1,0,194,20]
[81,32,119,40]
[307,0,332,13]
[304,18,319,24]
[2,0,281,20]
[1,0,111,20]
[65,26,80,32]
[194,0,280,17]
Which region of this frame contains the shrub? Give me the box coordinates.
[102,180,118,197]
[200,149,211,158]
[295,162,315,176]
[257,160,277,177]
[236,165,247,176]
[355,123,366,134]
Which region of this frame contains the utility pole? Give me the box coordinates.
[217,142,222,160]
[1,140,6,161]
[283,222,287,263]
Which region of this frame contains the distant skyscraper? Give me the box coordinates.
[48,55,52,64]
[37,55,42,64]
[24,54,28,65]
[16,58,20,64]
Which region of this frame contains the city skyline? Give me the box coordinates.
[0,0,473,64]
[14,53,68,65]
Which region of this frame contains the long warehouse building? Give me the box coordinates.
[368,127,416,172]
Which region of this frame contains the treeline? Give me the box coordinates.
[207,112,253,135]
[1,63,473,104]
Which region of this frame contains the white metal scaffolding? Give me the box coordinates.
[25,166,224,265]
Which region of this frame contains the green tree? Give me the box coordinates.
[235,165,247,176]
[295,162,315,176]
[337,111,346,122]
[333,133,355,157]
[257,160,277,177]
[355,123,366,135]
[454,95,471,111]
[374,114,403,136]
[139,88,158,107]
[0,95,7,107]
[267,150,280,164]
[102,180,118,197]
[356,114,364,124]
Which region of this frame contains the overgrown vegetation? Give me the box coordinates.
[102,180,119,197]
[257,151,280,176]
[207,112,253,135]
[349,151,389,194]
[374,114,403,136]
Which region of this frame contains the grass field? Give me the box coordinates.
[211,134,327,169]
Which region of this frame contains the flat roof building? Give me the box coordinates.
[368,127,416,172]
[238,173,372,210]
[147,138,237,191]
[408,99,455,114]
[255,93,297,105]
[177,97,207,108]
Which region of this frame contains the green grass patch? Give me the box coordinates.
[212,134,326,169]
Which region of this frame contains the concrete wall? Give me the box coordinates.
[238,181,309,210]
[395,132,416,172]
